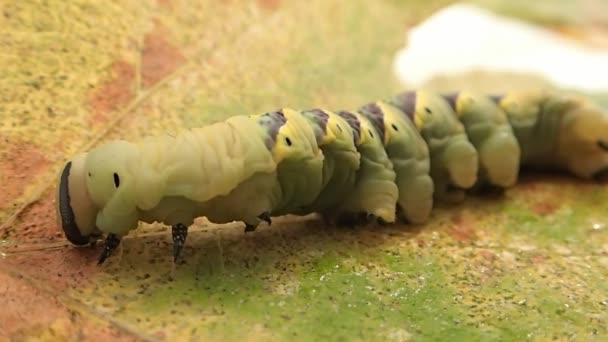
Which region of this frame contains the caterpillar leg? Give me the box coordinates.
[434,178,467,203]
[443,139,478,190]
[333,212,368,228]
[397,174,434,224]
[172,223,188,263]
[97,233,121,265]
[338,212,391,226]
[244,223,257,233]
[258,212,272,225]
[341,179,398,225]
[243,212,273,233]
[431,139,478,203]
[477,130,520,188]
[475,183,506,197]
[368,213,391,225]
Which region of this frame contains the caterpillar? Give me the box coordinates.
[55,89,608,265]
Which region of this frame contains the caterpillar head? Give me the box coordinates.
[56,152,101,245]
[555,101,608,180]
[56,141,139,245]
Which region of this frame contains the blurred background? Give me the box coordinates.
[1,1,607,340]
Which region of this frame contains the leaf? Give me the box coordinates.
[1,0,607,340]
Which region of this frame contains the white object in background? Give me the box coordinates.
[393,3,608,92]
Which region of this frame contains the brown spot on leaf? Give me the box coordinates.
[448,214,477,243]
[0,271,136,341]
[449,224,477,243]
[478,249,496,261]
[7,190,61,242]
[157,0,172,8]
[532,201,559,216]
[532,254,546,264]
[516,172,544,192]
[6,247,100,291]
[0,140,51,211]
[257,0,281,10]
[141,25,186,89]
[88,60,136,125]
[154,331,167,340]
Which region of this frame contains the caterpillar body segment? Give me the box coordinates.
[390,90,479,203]
[54,88,608,265]
[195,172,278,230]
[81,116,278,238]
[141,115,277,205]
[328,110,399,225]
[161,111,285,232]
[198,108,325,230]
[138,110,315,232]
[262,108,325,216]
[358,101,433,224]
[496,91,556,167]
[445,91,521,190]
[293,109,361,216]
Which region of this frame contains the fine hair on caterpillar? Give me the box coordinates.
[54,89,608,265]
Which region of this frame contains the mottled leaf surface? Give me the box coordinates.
[1,0,607,340]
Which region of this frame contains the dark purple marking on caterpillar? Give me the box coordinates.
[443,92,460,111]
[359,102,386,142]
[390,91,416,122]
[337,110,361,144]
[302,109,330,144]
[257,110,288,149]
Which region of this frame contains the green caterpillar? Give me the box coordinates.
[55,89,608,265]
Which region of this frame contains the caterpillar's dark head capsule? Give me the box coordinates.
[56,154,101,246]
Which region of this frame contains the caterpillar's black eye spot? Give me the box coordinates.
[113,173,120,188]
[368,129,374,138]
[285,137,292,146]
[88,172,91,177]
[391,124,398,131]
[337,125,343,132]
[424,107,432,114]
